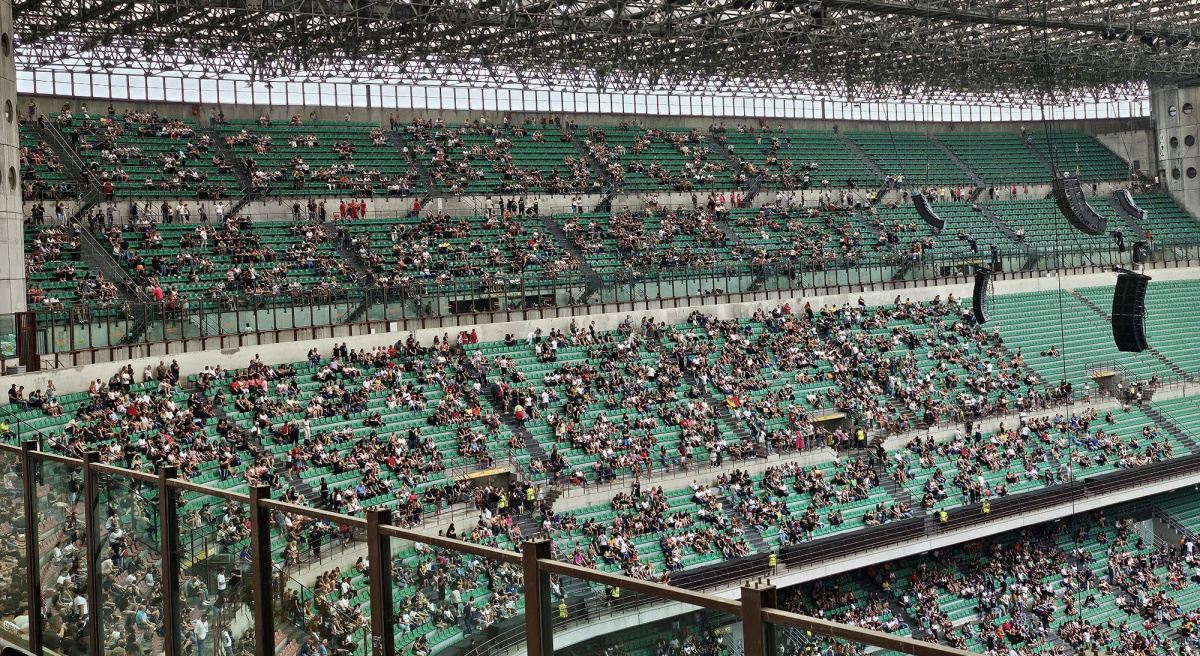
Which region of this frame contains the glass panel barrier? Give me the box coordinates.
[390,535,524,656]
[94,471,163,656]
[34,456,87,656]
[766,609,974,656]
[0,447,28,649]
[175,488,253,656]
[550,568,742,656]
[270,503,368,656]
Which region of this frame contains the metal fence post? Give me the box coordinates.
[159,465,182,656]
[21,440,43,655]
[522,538,554,656]
[81,450,102,656]
[366,508,394,656]
[248,484,276,656]
[741,580,778,656]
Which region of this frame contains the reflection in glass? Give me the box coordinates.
[35,459,87,656]
[771,621,874,656]
[391,541,525,656]
[0,449,28,648]
[549,570,742,656]
[95,475,162,656]
[176,491,254,656]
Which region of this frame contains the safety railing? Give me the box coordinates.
[15,235,1200,370]
[0,433,985,656]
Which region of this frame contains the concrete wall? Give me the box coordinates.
[1150,84,1200,219]
[0,2,21,313]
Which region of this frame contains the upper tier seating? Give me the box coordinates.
[219,119,424,197]
[934,132,1050,184]
[60,111,238,199]
[1029,130,1129,181]
[983,199,1113,252]
[1106,192,1200,243]
[556,206,733,277]
[1147,397,1200,445]
[96,217,359,300]
[402,118,595,195]
[23,224,121,316]
[713,126,877,189]
[19,122,75,200]
[346,211,579,292]
[579,125,728,192]
[845,132,974,186]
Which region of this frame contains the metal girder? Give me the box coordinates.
[12,0,1200,100]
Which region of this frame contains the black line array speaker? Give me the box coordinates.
[1052,175,1108,235]
[912,193,945,231]
[972,268,992,324]
[1113,189,1149,224]
[1112,272,1151,353]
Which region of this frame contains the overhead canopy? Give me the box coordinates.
[13,0,1200,100]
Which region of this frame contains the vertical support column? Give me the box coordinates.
[0,0,24,315]
[158,465,182,656]
[741,580,778,656]
[365,508,394,656]
[81,451,102,656]
[20,440,42,655]
[522,538,554,656]
[248,484,275,656]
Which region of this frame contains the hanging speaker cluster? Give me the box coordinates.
[912,193,945,231]
[972,268,992,324]
[1052,175,1108,236]
[1112,272,1151,353]
[1113,189,1149,224]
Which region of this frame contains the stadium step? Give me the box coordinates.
[563,124,616,200]
[204,124,256,196]
[1023,137,1058,176]
[928,134,987,188]
[833,130,889,203]
[975,203,1038,268]
[76,225,143,303]
[1069,290,1191,381]
[1141,405,1200,453]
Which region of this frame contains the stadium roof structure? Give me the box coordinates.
[12,0,1200,102]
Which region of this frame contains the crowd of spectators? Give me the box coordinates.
[404,116,595,196]
[96,214,356,302]
[351,208,578,289]
[24,224,121,309]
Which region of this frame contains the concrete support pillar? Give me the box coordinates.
[1149,84,1200,221]
[0,0,22,314]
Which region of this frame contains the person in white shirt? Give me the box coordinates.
[73,593,87,619]
[193,616,209,656]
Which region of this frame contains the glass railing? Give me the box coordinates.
[0,437,1161,656]
[14,237,1200,369]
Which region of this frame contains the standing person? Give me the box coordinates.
[215,567,227,605]
[215,201,225,223]
[193,614,209,656]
